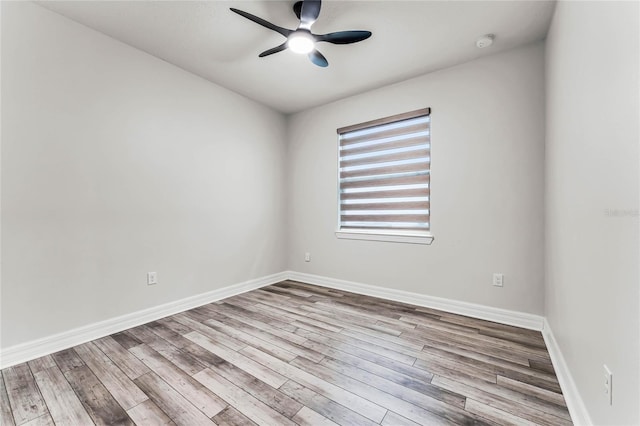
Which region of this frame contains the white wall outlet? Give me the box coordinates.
[147,272,158,285]
[604,364,613,405]
[492,273,504,287]
[304,252,311,262]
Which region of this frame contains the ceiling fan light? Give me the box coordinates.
[288,32,315,54]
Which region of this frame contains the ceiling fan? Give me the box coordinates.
[230,0,372,67]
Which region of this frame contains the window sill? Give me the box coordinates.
[335,230,434,245]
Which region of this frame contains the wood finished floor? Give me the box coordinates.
[1,281,572,426]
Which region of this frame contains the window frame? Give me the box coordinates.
[335,108,434,245]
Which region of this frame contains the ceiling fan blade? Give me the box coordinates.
[308,49,328,67]
[299,0,321,28]
[259,43,288,57]
[317,30,372,45]
[230,8,293,38]
[293,1,302,20]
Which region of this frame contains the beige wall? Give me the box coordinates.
[287,43,546,315]
[1,2,288,349]
[545,1,640,424]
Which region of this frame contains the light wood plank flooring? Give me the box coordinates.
[1,280,572,425]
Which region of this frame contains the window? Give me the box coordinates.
[336,108,433,245]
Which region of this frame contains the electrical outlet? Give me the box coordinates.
[492,273,504,287]
[147,272,158,285]
[304,252,311,262]
[604,365,613,405]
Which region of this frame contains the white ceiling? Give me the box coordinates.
[37,1,556,114]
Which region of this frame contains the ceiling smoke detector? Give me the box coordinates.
[476,34,495,48]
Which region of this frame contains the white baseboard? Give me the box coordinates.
[0,271,287,369]
[2,266,572,426]
[287,272,591,424]
[1,269,585,426]
[286,271,545,331]
[542,319,592,426]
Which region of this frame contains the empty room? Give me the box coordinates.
[1,0,638,425]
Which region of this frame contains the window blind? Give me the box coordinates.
[338,108,431,233]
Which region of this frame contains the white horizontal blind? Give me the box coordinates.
[338,108,431,232]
